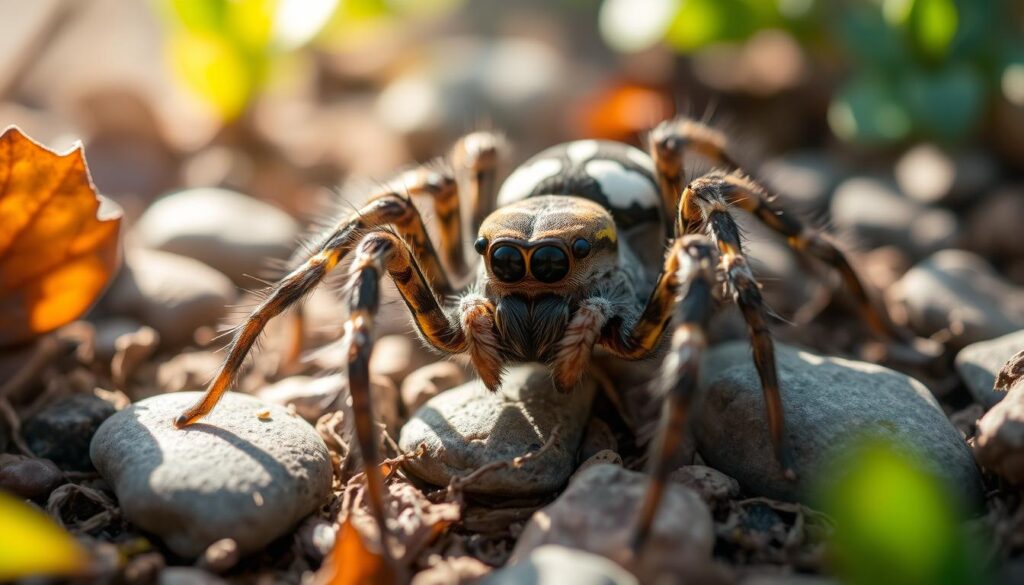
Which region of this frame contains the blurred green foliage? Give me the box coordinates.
[157,0,460,121]
[603,0,1023,145]
[819,440,987,585]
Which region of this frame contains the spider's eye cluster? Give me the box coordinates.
[490,245,525,282]
[530,246,569,283]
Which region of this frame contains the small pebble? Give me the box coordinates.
[831,177,958,258]
[761,151,842,215]
[158,567,227,585]
[895,144,996,205]
[890,250,1024,347]
[102,249,237,349]
[668,465,740,508]
[0,455,63,499]
[24,394,116,471]
[955,330,1024,409]
[400,364,595,495]
[133,187,300,287]
[485,545,638,585]
[513,464,714,562]
[695,342,984,506]
[368,334,436,387]
[198,538,240,574]
[257,374,343,422]
[400,361,467,413]
[966,186,1024,261]
[579,418,618,464]
[90,391,332,557]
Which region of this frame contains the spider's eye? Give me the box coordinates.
[474,237,488,255]
[571,238,591,259]
[530,246,569,283]
[490,246,525,282]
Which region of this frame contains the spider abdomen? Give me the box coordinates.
[496,139,663,230]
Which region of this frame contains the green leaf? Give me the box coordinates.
[820,440,985,585]
[0,491,91,580]
[829,74,911,144]
[169,30,256,120]
[899,63,985,141]
[166,0,228,33]
[664,0,762,52]
[910,0,959,60]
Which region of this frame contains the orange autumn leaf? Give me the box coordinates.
[318,518,396,585]
[0,127,122,347]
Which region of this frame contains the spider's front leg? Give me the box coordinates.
[339,231,471,542]
[632,235,717,550]
[685,175,795,477]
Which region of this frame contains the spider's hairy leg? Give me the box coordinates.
[687,177,795,478]
[398,164,469,278]
[341,231,469,547]
[552,298,613,391]
[452,131,503,232]
[648,117,731,235]
[174,247,341,428]
[173,190,458,428]
[633,235,717,551]
[715,171,895,340]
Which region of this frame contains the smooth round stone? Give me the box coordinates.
[513,464,714,562]
[895,144,996,205]
[890,250,1024,348]
[761,150,843,215]
[133,188,300,286]
[955,330,1024,409]
[399,364,595,495]
[103,249,237,349]
[24,394,116,471]
[90,391,332,558]
[694,342,984,507]
[831,177,958,258]
[485,545,638,585]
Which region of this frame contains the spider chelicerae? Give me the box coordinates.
[173,117,909,551]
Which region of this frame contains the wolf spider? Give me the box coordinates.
[174,118,907,553]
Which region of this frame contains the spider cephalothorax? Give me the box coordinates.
[173,119,910,555]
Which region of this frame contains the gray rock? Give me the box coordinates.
[761,151,843,215]
[399,364,595,495]
[400,361,468,414]
[103,249,237,349]
[890,250,1024,347]
[0,455,63,499]
[133,188,300,287]
[257,374,344,422]
[513,464,714,562]
[485,545,638,585]
[955,330,1024,409]
[694,342,984,507]
[25,394,116,471]
[90,391,332,557]
[831,177,958,257]
[966,186,1024,261]
[895,144,997,205]
[668,465,740,508]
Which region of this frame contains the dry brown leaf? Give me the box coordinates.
[0,127,122,347]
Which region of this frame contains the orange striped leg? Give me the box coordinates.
[341,232,468,545]
[633,235,718,550]
[701,203,795,479]
[174,191,457,428]
[711,171,893,340]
